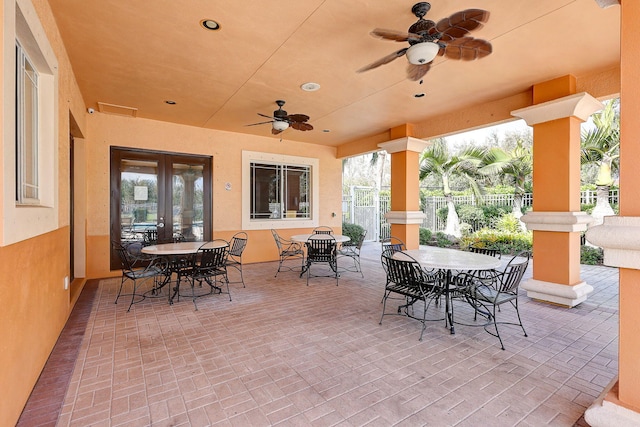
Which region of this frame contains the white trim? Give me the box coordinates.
[378,137,430,154]
[521,278,593,307]
[520,211,594,232]
[586,216,640,269]
[241,151,319,230]
[511,92,603,125]
[384,210,426,225]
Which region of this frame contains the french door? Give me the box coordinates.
[110,147,212,269]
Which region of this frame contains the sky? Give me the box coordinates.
[444,119,529,149]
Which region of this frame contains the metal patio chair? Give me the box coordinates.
[380,249,443,341]
[337,229,367,277]
[226,231,248,287]
[271,229,304,277]
[456,251,530,350]
[303,234,339,286]
[113,241,168,311]
[184,240,231,310]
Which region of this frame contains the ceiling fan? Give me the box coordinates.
[357,2,492,81]
[246,100,313,135]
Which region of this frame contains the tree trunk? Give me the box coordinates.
[512,193,527,231]
[590,185,615,226]
[444,195,461,238]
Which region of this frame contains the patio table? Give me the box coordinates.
[399,247,501,334]
[142,241,228,303]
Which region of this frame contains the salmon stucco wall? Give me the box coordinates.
[85,112,344,278]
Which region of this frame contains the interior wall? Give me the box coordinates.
[84,112,343,278]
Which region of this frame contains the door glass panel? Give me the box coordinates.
[120,159,158,244]
[172,163,204,242]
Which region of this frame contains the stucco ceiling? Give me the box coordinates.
[46,0,620,147]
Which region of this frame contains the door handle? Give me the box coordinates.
[157,216,165,228]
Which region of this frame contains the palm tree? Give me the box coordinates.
[419,139,484,238]
[581,98,619,226]
[479,141,532,229]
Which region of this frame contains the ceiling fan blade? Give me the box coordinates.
[257,112,276,119]
[271,128,284,135]
[286,114,310,123]
[441,37,492,60]
[406,63,432,81]
[246,120,274,127]
[370,28,422,43]
[435,9,490,41]
[291,122,313,131]
[357,47,409,73]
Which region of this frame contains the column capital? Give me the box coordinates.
[586,216,640,269]
[378,137,430,154]
[511,92,603,125]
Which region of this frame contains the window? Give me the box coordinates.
[242,151,319,230]
[15,41,39,203]
[250,162,310,220]
[2,0,59,245]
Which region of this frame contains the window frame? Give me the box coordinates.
[242,151,319,230]
[15,40,39,204]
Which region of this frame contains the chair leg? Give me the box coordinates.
[379,291,391,324]
[514,299,528,337]
[238,266,245,288]
[115,276,126,304]
[191,278,199,311]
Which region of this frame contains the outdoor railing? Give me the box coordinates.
[343,187,619,239]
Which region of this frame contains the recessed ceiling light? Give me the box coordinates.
[200,19,221,31]
[301,82,321,92]
[165,100,176,105]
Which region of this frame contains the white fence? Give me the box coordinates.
[343,187,619,240]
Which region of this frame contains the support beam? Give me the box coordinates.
[585,1,640,422]
[514,81,601,307]
[378,134,429,250]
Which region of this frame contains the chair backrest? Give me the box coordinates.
[194,240,229,270]
[271,229,283,251]
[143,228,158,246]
[468,244,501,259]
[381,250,426,289]
[498,251,530,294]
[229,232,248,257]
[113,242,136,272]
[354,229,367,249]
[306,234,336,262]
[313,226,334,235]
[381,236,406,253]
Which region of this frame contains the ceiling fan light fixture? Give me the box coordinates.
[406,42,440,65]
[272,120,289,131]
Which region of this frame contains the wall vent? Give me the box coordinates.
[97,102,138,117]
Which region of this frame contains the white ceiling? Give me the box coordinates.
[47,0,620,147]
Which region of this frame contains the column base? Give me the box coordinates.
[521,278,593,307]
[585,379,640,427]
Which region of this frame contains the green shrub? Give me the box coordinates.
[581,246,604,265]
[341,222,365,244]
[457,205,486,228]
[460,228,532,255]
[493,213,522,234]
[482,205,511,224]
[434,231,454,247]
[419,228,433,245]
